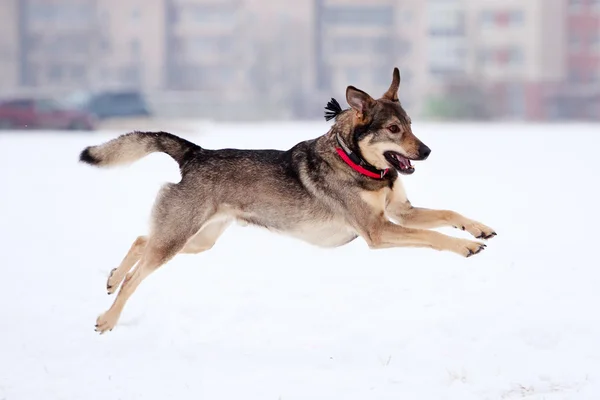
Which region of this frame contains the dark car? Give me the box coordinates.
[0,97,96,130]
[66,90,152,120]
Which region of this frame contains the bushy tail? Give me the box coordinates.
[79,131,200,169]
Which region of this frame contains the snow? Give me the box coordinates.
[1,122,600,399]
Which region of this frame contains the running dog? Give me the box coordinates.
[80,68,496,334]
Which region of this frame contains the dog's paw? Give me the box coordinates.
[454,220,496,240]
[106,268,122,295]
[95,311,117,335]
[451,238,487,258]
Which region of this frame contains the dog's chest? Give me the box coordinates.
[285,219,358,248]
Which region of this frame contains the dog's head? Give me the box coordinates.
[331,68,430,175]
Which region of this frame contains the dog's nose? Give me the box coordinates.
[418,143,431,160]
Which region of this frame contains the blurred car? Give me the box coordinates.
[0,97,96,130]
[65,90,152,120]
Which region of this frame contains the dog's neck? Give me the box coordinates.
[321,125,389,180]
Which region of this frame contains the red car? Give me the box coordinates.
[0,97,96,131]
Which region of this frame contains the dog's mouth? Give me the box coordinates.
[384,151,415,175]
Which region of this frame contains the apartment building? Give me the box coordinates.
[0,0,165,92]
[566,0,600,84]
[393,0,425,112]
[427,0,468,81]
[313,0,467,116]
[0,0,255,93]
[95,0,165,90]
[464,0,566,119]
[164,0,250,93]
[15,0,101,89]
[314,0,402,99]
[548,0,600,119]
[0,0,19,93]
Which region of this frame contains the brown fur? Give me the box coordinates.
[80,67,496,334]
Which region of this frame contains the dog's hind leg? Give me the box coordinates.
[95,183,212,334]
[179,219,232,255]
[106,235,147,295]
[95,238,187,334]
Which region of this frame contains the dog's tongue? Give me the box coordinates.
[395,154,412,169]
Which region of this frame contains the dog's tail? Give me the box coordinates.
[79,131,200,169]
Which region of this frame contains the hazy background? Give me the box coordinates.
[3,2,600,399]
[0,0,598,126]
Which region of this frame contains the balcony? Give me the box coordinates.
[321,5,395,27]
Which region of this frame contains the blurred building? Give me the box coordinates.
[314,0,400,96]
[426,0,468,82]
[8,0,100,90]
[0,0,597,121]
[464,0,567,120]
[547,0,600,119]
[164,0,249,94]
[95,0,165,91]
[0,0,19,92]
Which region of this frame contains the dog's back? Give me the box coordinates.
[80,131,344,235]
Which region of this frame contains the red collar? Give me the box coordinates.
[335,133,389,179]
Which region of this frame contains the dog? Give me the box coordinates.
[80,68,496,334]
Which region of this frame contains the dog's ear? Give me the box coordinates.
[346,86,376,116]
[382,67,401,102]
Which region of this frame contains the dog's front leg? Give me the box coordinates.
[365,222,486,257]
[393,206,497,240]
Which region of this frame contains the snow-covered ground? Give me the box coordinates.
[1,122,600,399]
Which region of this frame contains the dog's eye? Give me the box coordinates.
[388,125,401,134]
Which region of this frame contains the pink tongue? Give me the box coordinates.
[397,155,410,169]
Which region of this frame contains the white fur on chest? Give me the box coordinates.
[285,218,358,247]
[390,177,408,204]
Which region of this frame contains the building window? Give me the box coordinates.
[26,3,93,23]
[429,38,466,72]
[478,48,491,64]
[131,7,141,22]
[508,47,524,66]
[189,36,233,54]
[506,83,525,118]
[569,0,583,13]
[480,11,494,28]
[331,36,392,55]
[429,9,464,35]
[569,68,584,83]
[48,65,63,82]
[400,10,413,24]
[322,5,394,27]
[187,4,237,25]
[480,10,524,28]
[509,10,524,26]
[591,33,600,52]
[131,39,141,57]
[569,33,581,53]
[71,65,85,79]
